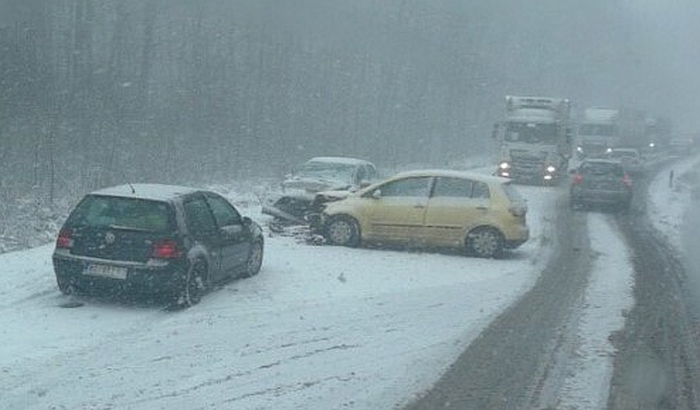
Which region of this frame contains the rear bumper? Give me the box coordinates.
[571,187,631,205]
[503,225,530,249]
[52,250,187,298]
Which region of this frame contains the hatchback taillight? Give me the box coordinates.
[56,228,74,249]
[151,239,182,259]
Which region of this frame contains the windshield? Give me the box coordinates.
[294,161,357,183]
[579,124,617,137]
[579,161,625,176]
[609,150,638,159]
[504,122,558,144]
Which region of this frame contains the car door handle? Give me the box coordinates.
[414,204,426,209]
[476,206,488,211]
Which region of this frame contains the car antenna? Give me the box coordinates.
[118,170,136,194]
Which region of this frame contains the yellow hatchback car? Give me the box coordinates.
[319,170,529,258]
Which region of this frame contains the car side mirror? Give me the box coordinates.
[242,216,252,226]
[221,224,243,237]
[371,189,382,199]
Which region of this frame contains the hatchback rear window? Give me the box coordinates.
[67,195,173,232]
[581,162,624,176]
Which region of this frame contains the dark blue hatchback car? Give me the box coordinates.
[52,184,264,308]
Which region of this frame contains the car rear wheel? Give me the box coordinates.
[325,216,360,247]
[466,227,504,258]
[244,240,264,278]
[176,261,207,308]
[56,276,76,295]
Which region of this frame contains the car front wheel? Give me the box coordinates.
[325,216,360,247]
[244,240,264,278]
[467,227,504,258]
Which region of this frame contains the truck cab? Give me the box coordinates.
[495,96,572,185]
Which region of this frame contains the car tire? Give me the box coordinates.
[243,240,264,278]
[325,215,360,247]
[176,261,207,308]
[56,276,75,295]
[466,227,504,259]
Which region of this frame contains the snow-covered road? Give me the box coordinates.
[1,157,697,410]
[1,183,554,410]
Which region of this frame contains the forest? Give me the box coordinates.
[0,0,695,250]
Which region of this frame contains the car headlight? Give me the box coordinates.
[546,165,556,173]
[499,162,511,170]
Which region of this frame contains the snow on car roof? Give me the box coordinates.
[90,183,199,201]
[581,158,623,165]
[609,148,639,153]
[307,156,374,166]
[392,169,510,184]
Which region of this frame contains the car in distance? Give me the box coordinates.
[262,156,378,225]
[319,170,529,258]
[569,159,633,212]
[52,184,264,308]
[606,147,644,174]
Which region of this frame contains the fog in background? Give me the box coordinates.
[1,0,699,203]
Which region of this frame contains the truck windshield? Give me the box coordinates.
[505,122,557,144]
[579,124,616,137]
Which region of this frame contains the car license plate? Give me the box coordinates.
[85,264,128,280]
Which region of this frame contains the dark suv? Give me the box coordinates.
[52,184,264,307]
[569,159,633,212]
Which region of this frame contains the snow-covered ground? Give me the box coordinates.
[1,156,697,410]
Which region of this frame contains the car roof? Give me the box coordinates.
[581,158,622,165]
[89,183,200,201]
[307,156,374,166]
[610,148,638,153]
[391,169,509,184]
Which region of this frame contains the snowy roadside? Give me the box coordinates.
[647,155,700,251]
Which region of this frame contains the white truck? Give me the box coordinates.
[576,106,654,156]
[576,107,621,159]
[494,96,572,184]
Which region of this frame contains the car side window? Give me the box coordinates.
[355,166,367,184]
[205,193,242,227]
[472,182,490,199]
[432,177,473,198]
[366,165,377,180]
[378,177,432,197]
[183,197,218,238]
